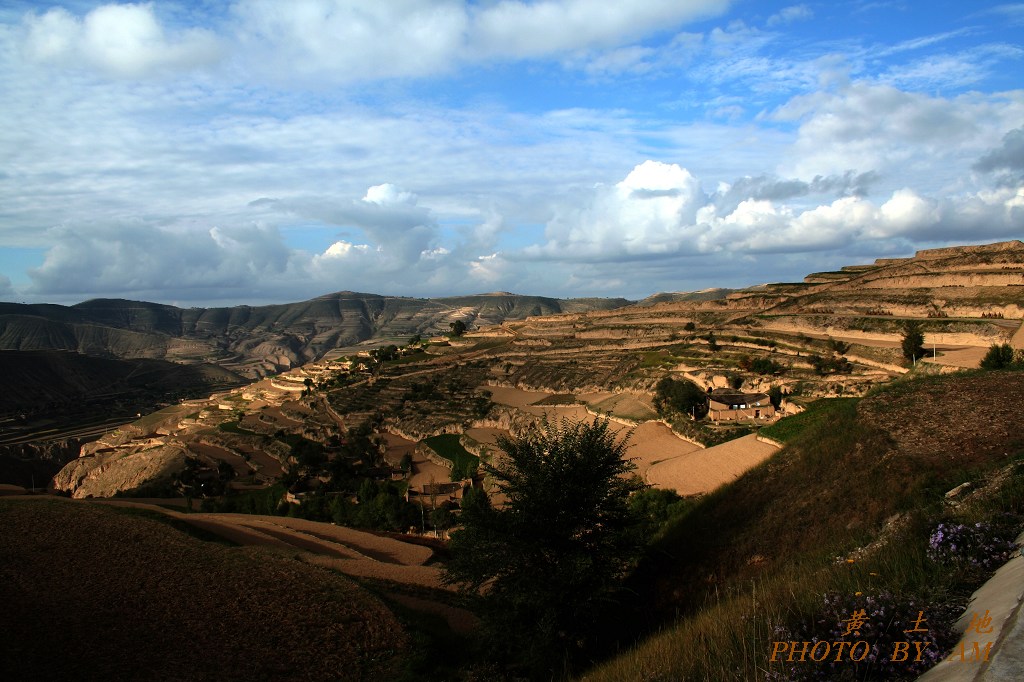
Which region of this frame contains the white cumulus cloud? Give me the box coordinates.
[23,4,222,77]
[531,160,707,258]
[522,160,1024,265]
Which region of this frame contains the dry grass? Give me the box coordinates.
[0,498,408,681]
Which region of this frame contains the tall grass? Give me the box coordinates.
[583,512,994,681]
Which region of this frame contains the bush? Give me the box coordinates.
[980,343,1017,370]
[828,338,852,355]
[629,488,693,540]
[810,354,853,375]
[739,355,786,375]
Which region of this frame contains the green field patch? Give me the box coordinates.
[592,394,658,421]
[639,350,676,368]
[759,397,860,444]
[468,338,512,352]
[422,434,479,481]
[217,419,261,437]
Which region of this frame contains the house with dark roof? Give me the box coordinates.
[707,388,776,422]
[407,480,470,509]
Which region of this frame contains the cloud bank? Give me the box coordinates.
[1,2,1022,304]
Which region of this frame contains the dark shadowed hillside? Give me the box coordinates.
[0,350,244,414]
[0,499,407,681]
[0,351,246,487]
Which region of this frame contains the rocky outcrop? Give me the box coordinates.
[52,443,189,498]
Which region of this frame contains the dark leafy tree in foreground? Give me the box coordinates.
[443,418,644,677]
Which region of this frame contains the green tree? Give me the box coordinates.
[429,504,455,535]
[654,376,709,419]
[901,321,926,362]
[399,452,413,476]
[357,477,378,504]
[448,320,467,337]
[443,419,643,676]
[828,337,851,355]
[291,438,326,476]
[980,343,1017,369]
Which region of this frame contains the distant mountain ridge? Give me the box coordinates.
[0,291,631,377]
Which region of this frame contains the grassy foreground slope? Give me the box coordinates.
[0,499,407,681]
[587,369,1024,680]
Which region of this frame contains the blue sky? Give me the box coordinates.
[0,1,1022,306]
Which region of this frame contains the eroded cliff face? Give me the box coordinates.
[52,444,188,499]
